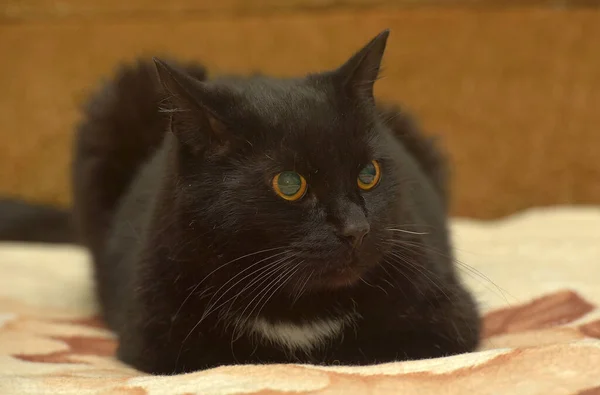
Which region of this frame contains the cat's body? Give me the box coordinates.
[73,31,480,374]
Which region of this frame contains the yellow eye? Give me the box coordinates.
[357,160,381,191]
[272,171,307,201]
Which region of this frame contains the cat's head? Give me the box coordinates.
[156,30,412,292]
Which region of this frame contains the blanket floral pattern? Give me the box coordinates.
[1,208,599,394]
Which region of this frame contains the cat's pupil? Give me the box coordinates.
[278,172,302,196]
[358,164,376,184]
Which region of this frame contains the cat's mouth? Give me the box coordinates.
[293,243,383,292]
[309,255,369,289]
[325,266,363,288]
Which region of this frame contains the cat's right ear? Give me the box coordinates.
[153,58,229,154]
[331,29,389,103]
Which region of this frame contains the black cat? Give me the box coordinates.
[71,29,480,375]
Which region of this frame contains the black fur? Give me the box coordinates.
[72,30,480,375]
[0,198,74,244]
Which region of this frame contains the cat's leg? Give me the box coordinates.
[113,244,241,374]
[117,325,220,374]
[116,293,234,374]
[329,286,480,364]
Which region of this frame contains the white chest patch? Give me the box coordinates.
[248,315,355,353]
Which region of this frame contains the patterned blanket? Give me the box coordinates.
[1,207,599,394]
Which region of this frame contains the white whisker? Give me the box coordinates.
[386,228,429,235]
[232,259,300,338]
[202,252,295,322]
[173,246,289,320]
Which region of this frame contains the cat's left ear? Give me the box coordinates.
[333,29,389,102]
[153,58,231,155]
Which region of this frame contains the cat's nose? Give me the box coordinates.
[340,221,370,248]
[329,199,370,248]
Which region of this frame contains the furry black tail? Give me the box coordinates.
[0,198,75,244]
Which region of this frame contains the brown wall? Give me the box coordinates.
[1,2,599,218]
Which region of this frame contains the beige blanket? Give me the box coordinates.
[1,207,599,394]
